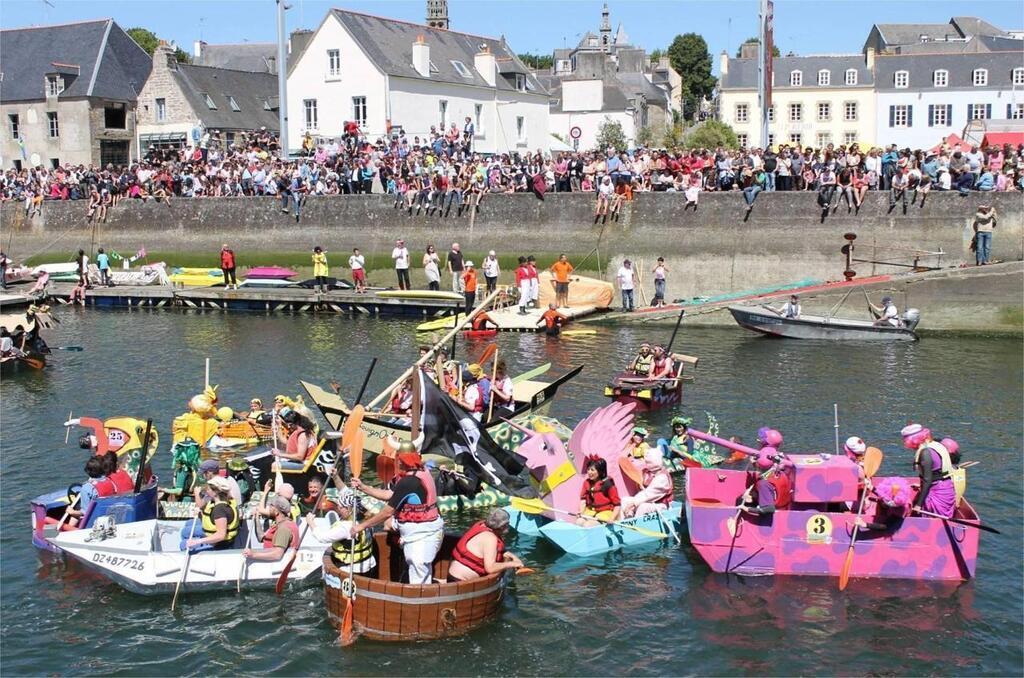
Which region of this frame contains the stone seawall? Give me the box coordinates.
[3,191,1022,304]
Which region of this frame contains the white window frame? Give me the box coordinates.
[933,69,948,87]
[202,93,217,110]
[892,104,909,127]
[155,98,167,122]
[931,105,949,126]
[45,75,64,96]
[817,69,830,86]
[817,102,831,122]
[327,49,341,78]
[227,95,241,112]
[451,60,473,78]
[789,102,802,122]
[303,98,318,131]
[47,111,59,138]
[736,133,748,147]
[789,70,802,86]
[1013,68,1024,86]
[734,103,749,123]
[816,132,832,147]
[844,69,857,85]
[970,103,988,120]
[516,115,526,144]
[1010,103,1024,120]
[843,132,857,145]
[352,96,367,127]
[894,70,909,89]
[8,113,19,140]
[844,101,858,121]
[973,69,988,86]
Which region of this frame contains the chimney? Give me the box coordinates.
[739,41,759,59]
[412,35,431,77]
[157,40,178,70]
[719,50,729,76]
[865,47,875,70]
[475,46,496,86]
[289,29,313,56]
[193,40,205,60]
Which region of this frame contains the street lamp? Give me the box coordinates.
[277,0,291,160]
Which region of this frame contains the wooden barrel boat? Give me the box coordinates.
[323,532,509,642]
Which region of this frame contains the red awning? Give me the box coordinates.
[982,132,1024,148]
[930,133,965,154]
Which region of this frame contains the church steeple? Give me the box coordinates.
[426,0,449,30]
[599,3,612,51]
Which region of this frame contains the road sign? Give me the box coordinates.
[569,126,582,140]
[573,138,579,150]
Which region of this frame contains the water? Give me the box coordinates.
[2,309,1021,676]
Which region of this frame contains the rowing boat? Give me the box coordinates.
[604,353,698,412]
[728,305,920,341]
[323,532,510,642]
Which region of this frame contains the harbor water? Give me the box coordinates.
[1,309,1021,675]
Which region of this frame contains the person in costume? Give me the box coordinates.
[650,345,675,380]
[665,416,717,467]
[306,487,377,575]
[160,440,201,502]
[902,423,956,518]
[629,343,655,377]
[742,448,792,515]
[621,447,674,517]
[576,456,621,526]
[351,444,444,584]
[626,426,650,459]
[448,508,523,582]
[756,427,784,450]
[243,495,298,562]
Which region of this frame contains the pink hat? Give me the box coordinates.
[763,429,783,448]
[756,447,778,470]
[941,438,959,456]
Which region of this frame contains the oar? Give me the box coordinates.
[341,426,365,646]
[64,410,73,444]
[172,520,197,612]
[839,447,884,590]
[477,342,497,366]
[237,517,253,593]
[54,493,81,533]
[510,496,669,539]
[513,362,551,384]
[51,346,84,351]
[911,507,1001,534]
[664,308,686,354]
[486,348,499,423]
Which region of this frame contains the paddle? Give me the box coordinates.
[275,405,365,595]
[340,424,365,646]
[486,348,499,423]
[664,308,686,355]
[509,496,669,540]
[561,329,597,336]
[911,507,1001,534]
[172,518,197,612]
[64,410,73,444]
[272,410,283,490]
[51,346,84,351]
[477,343,497,367]
[237,517,253,593]
[839,446,884,590]
[618,456,643,486]
[134,419,154,494]
[513,362,551,384]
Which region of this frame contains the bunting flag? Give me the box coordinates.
[416,371,537,498]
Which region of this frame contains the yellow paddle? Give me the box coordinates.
[510,496,669,539]
[839,446,884,591]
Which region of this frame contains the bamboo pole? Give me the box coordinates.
[366,288,500,409]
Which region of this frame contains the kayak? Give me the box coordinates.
[416,313,466,332]
[170,268,223,287]
[463,328,497,338]
[378,290,464,301]
[246,266,297,280]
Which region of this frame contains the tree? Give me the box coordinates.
[126,27,191,63]
[682,120,739,150]
[735,37,781,58]
[517,53,553,71]
[595,118,627,152]
[667,33,716,122]
[635,125,656,148]
[649,48,664,64]
[662,123,685,149]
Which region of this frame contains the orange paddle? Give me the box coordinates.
[618,455,643,486]
[340,421,365,646]
[477,343,497,366]
[839,447,884,591]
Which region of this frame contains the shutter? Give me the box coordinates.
[928,105,934,127]
[985,104,991,119]
[888,105,895,127]
[1009,103,1014,119]
[967,104,973,120]
[946,105,952,125]
[907,105,913,127]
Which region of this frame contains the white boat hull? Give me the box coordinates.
[728,306,918,341]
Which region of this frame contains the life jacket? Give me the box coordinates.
[262,519,300,550]
[108,469,134,494]
[452,521,505,577]
[331,528,374,565]
[754,470,792,510]
[393,469,440,523]
[582,477,618,512]
[286,429,314,460]
[247,408,265,421]
[915,442,953,480]
[632,353,654,374]
[390,391,409,413]
[201,498,240,544]
[92,477,117,498]
[471,314,492,331]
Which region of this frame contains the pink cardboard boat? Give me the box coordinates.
[685,454,981,582]
[245,266,297,280]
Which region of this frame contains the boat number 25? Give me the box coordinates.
[92,553,145,570]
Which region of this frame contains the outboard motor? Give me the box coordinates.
[902,308,921,331]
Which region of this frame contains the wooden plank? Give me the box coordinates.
[383,581,405,636]
[363,578,387,635]
[672,353,699,365]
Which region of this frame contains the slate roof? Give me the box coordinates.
[331,9,547,96]
[540,72,668,114]
[194,43,277,73]
[721,55,873,89]
[0,19,151,103]
[874,51,1024,91]
[870,16,1011,53]
[874,23,955,47]
[171,64,280,130]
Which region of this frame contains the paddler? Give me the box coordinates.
[448,508,524,582]
[626,426,651,459]
[350,444,444,584]
[306,487,377,575]
[100,450,135,494]
[902,423,956,518]
[298,474,340,516]
[65,456,115,528]
[536,303,568,336]
[457,364,489,421]
[470,310,498,332]
[272,408,318,468]
[621,446,674,517]
[245,398,265,421]
[576,456,621,526]
[741,448,792,515]
[243,495,298,562]
[650,345,675,380]
[257,480,301,521]
[185,475,240,551]
[666,416,717,467]
[490,360,515,414]
[385,377,414,415]
[629,343,655,377]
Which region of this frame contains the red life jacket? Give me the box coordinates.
[452,520,505,577]
[262,520,300,549]
[108,469,134,494]
[754,470,792,510]
[581,478,618,512]
[393,469,440,523]
[92,477,117,498]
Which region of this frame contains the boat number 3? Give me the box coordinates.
[92,552,145,570]
[804,514,833,544]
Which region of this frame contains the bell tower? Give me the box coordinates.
[599,3,611,51]
[426,0,449,30]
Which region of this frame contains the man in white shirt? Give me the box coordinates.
[616,259,637,312]
[773,294,801,319]
[349,247,366,293]
[871,295,901,327]
[392,238,411,290]
[482,250,500,295]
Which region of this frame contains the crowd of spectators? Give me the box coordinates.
[1,122,1021,223]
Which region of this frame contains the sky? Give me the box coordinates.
[3,0,1023,73]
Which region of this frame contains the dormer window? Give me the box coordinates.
[46,75,64,96]
[227,95,241,112]
[451,60,473,78]
[894,70,909,88]
[933,69,948,87]
[1014,67,1024,86]
[817,70,830,86]
[201,93,217,110]
[790,70,802,86]
[973,68,988,86]
[845,69,857,85]
[515,73,527,92]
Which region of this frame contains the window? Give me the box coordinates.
[816,132,832,147]
[734,103,749,123]
[451,60,472,78]
[767,133,775,147]
[933,69,948,87]
[767,105,775,122]
[789,102,802,122]
[972,69,987,86]
[47,111,59,138]
[843,132,857,145]
[104,103,126,129]
[967,103,991,120]
[1009,103,1024,120]
[844,101,858,121]
[352,96,367,126]
[889,104,911,127]
[263,99,272,111]
[155,98,167,122]
[928,104,951,127]
[8,114,19,139]
[845,69,857,85]
[50,157,60,169]
[201,93,217,110]
[45,75,63,96]
[227,95,241,112]
[516,115,525,143]
[789,70,802,86]
[303,98,318,130]
[817,102,831,121]
[894,70,909,88]
[474,103,483,134]
[1013,68,1024,86]
[817,69,830,86]
[789,133,802,145]
[515,73,527,92]
[736,133,748,147]
[327,49,340,77]
[439,99,448,128]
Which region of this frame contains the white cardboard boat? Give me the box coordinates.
[50,518,332,595]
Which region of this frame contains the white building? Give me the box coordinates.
[285,8,549,155]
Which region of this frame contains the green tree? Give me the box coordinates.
[635,125,657,148]
[595,118,627,152]
[667,33,716,122]
[126,27,191,63]
[517,53,553,70]
[735,37,781,58]
[649,48,664,64]
[682,120,738,150]
[662,123,685,148]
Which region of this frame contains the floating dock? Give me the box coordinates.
[0,291,34,310]
[46,284,461,317]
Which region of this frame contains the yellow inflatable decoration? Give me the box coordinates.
[101,417,160,476]
[172,385,222,446]
[216,406,234,422]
